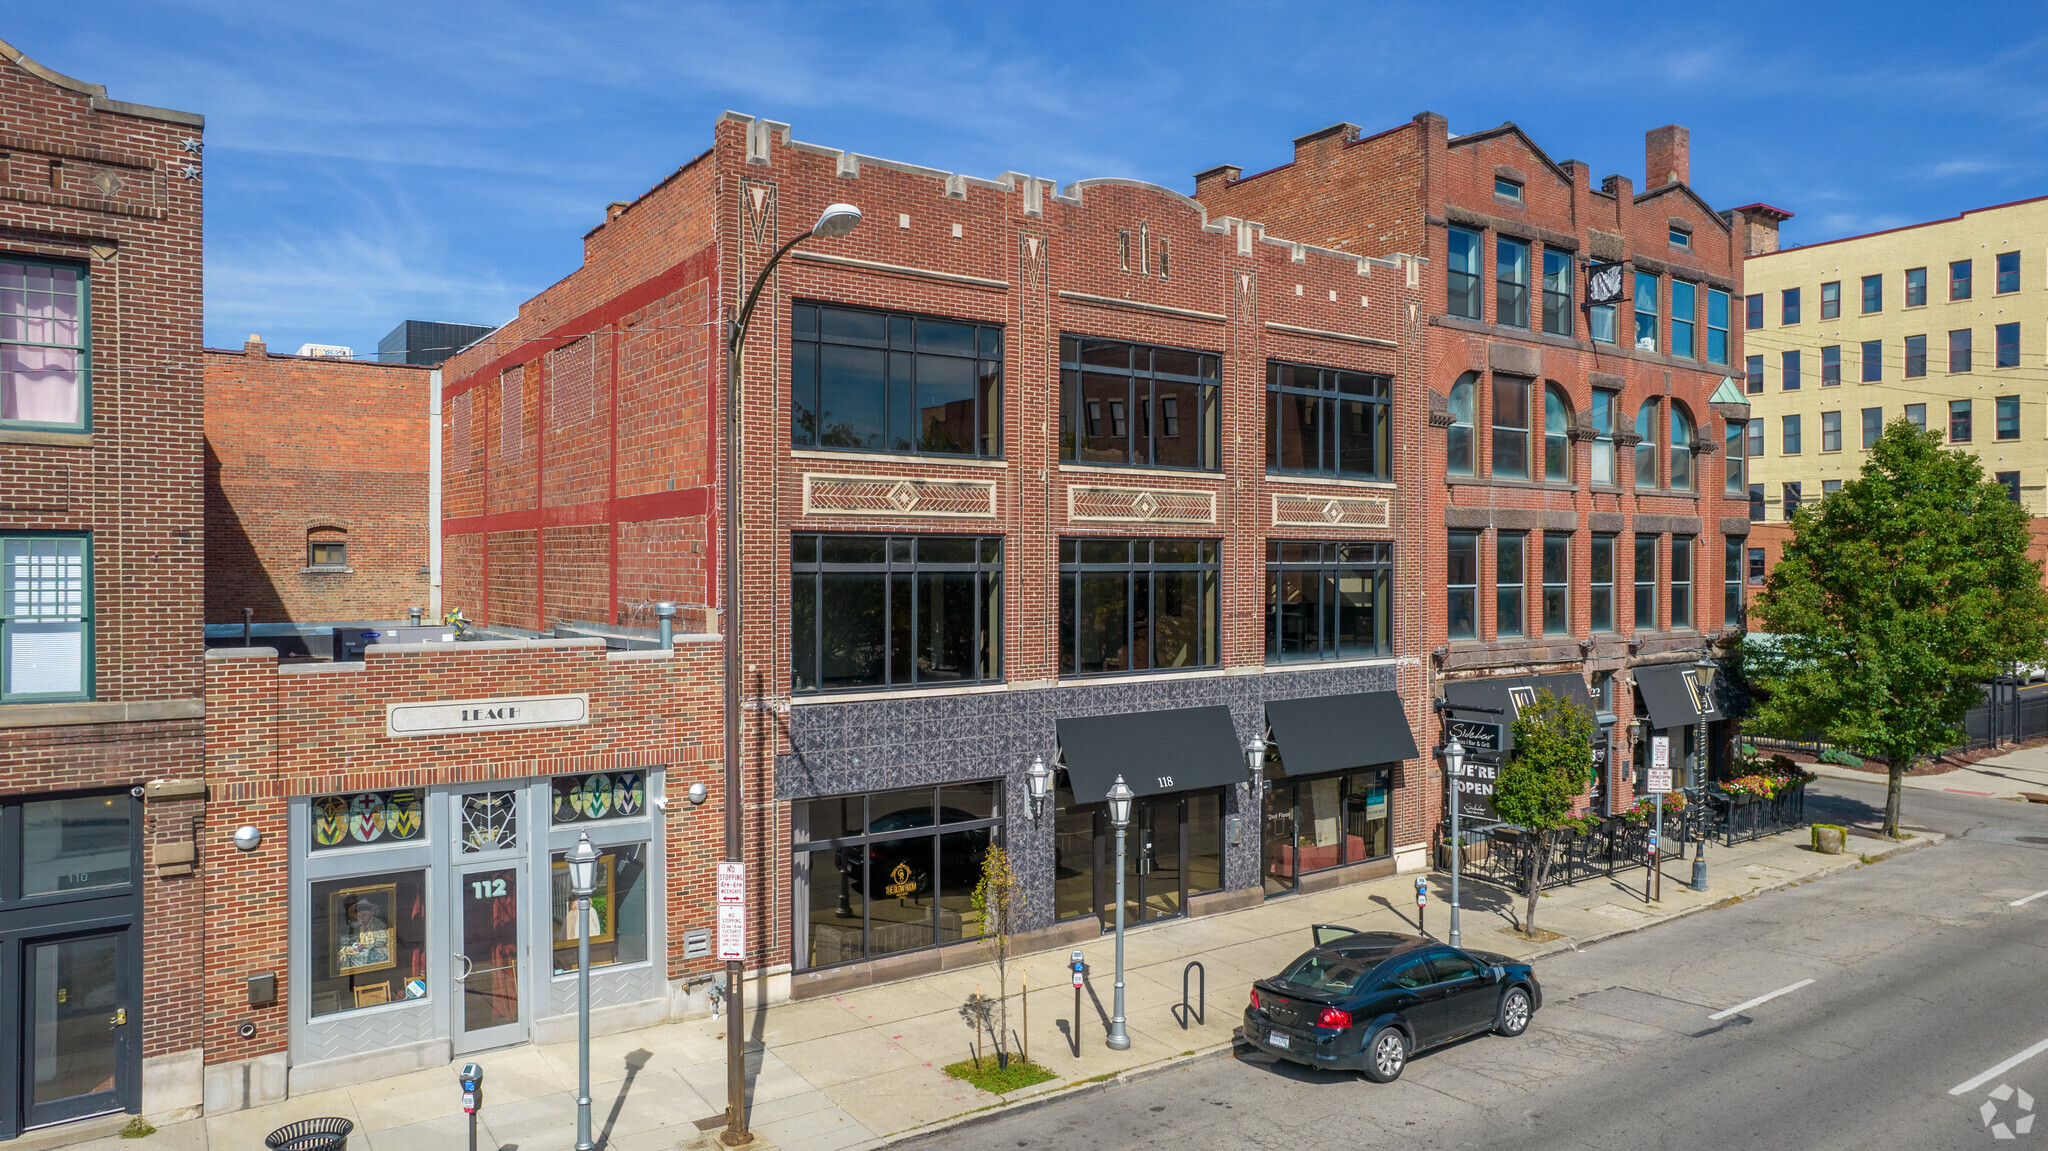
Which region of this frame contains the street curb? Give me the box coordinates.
[863,832,1944,1148]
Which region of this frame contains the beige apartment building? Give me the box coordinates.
[1739,194,2048,582]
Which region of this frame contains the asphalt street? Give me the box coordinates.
[899,781,2048,1151]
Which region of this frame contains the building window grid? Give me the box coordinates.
[1060,335,1221,471]
[1266,361,1392,481]
[791,535,1003,694]
[1,533,91,701]
[1059,537,1219,676]
[1447,227,1483,320]
[1265,541,1393,664]
[792,303,1003,459]
[0,258,91,431]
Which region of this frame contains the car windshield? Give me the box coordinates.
[1274,951,1372,997]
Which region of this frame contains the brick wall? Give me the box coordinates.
[203,342,432,624]
[200,637,723,1066]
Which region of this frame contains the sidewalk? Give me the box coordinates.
[1810,749,2048,801]
[84,822,1936,1151]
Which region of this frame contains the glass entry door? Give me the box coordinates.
[452,863,525,1052]
[1105,797,1187,926]
[24,930,133,1128]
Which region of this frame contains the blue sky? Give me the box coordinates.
[13,2,2047,355]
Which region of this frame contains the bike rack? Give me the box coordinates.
[1177,960,1205,1030]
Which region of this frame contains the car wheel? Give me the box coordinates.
[1496,986,1533,1037]
[1362,1026,1407,1083]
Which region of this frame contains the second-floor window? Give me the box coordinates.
[1543,385,1571,482]
[1671,281,1698,359]
[1267,541,1391,663]
[1542,533,1569,634]
[1634,535,1658,629]
[1061,337,1219,470]
[2,534,92,701]
[1590,533,1615,632]
[1493,375,1531,479]
[1267,362,1391,481]
[1447,531,1478,640]
[1590,390,1617,485]
[1670,403,1695,491]
[1497,237,1531,329]
[792,303,1002,458]
[1,259,89,431]
[1497,531,1526,638]
[1059,538,1218,675]
[1447,227,1483,319]
[790,534,1002,693]
[1635,398,1659,489]
[1671,536,1693,629]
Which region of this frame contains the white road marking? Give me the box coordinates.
[1953,1036,2048,1096]
[1708,978,1816,1021]
[2011,890,2048,907]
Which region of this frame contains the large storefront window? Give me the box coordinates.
[793,783,1000,970]
[1059,537,1219,676]
[792,535,1003,693]
[1265,541,1393,663]
[550,843,649,973]
[308,871,429,1017]
[1263,767,1391,895]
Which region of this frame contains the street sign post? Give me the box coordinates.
[716,862,746,961]
[1649,736,1670,901]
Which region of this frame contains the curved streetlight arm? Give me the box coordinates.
[731,229,816,355]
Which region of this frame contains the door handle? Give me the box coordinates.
[453,953,473,982]
[109,1008,127,1027]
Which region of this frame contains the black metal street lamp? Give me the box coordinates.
[719,201,861,1146]
[1026,756,1052,821]
[1440,737,1466,948]
[565,832,601,1151]
[1692,646,1717,892]
[1104,775,1134,1052]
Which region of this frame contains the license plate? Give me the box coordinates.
[1268,1030,1290,1050]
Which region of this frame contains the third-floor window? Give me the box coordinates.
[792,303,1003,458]
[1266,362,1391,481]
[1496,237,1531,329]
[1060,336,1220,470]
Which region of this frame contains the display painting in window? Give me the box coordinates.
[328,882,398,978]
[311,789,425,850]
[551,772,646,823]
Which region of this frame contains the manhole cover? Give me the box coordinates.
[2018,836,2048,845]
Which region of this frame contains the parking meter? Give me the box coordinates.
[459,1063,483,1151]
[1415,876,1428,935]
[1070,950,1085,988]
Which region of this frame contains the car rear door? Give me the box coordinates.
[1427,950,1498,1037]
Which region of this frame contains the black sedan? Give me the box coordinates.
[1241,928,1541,1083]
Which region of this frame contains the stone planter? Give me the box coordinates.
[1812,823,1847,855]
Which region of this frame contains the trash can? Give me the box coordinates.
[264,1117,353,1150]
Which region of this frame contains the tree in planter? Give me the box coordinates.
[1751,419,2048,836]
[1492,689,1595,937]
[970,844,1025,1066]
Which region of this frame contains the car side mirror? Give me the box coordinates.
[1489,965,1505,983]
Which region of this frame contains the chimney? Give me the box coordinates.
[1645,125,1689,190]
[1192,163,1242,200]
[243,334,265,357]
[605,201,629,222]
[1730,203,1795,255]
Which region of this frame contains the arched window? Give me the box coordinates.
[1669,403,1696,491]
[308,526,348,570]
[1447,372,1476,476]
[1543,385,1572,482]
[1635,398,1659,489]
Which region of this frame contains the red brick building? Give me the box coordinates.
[0,40,207,1139]
[439,112,1437,1000]
[1196,116,1760,819]
[204,339,434,636]
[198,634,721,1110]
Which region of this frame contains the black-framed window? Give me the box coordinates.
[1447,373,1476,476]
[1822,410,1841,452]
[1997,323,2020,369]
[308,531,347,570]
[791,534,1002,693]
[1949,329,1973,374]
[1725,419,1746,497]
[1746,354,1763,395]
[1820,280,1841,320]
[1782,349,1801,390]
[2,534,91,702]
[0,258,90,431]
[1724,537,1743,626]
[1748,546,1767,585]
[1590,533,1615,633]
[1782,414,1802,455]
[1783,482,1802,519]
[1633,535,1657,629]
[1863,406,1882,449]
[1951,260,1973,301]
[1706,288,1729,364]
[1745,293,1763,330]
[1998,395,2021,441]
[1671,536,1693,629]
[1059,538,1217,676]
[1781,287,1801,325]
[1492,375,1530,479]
[1906,334,1927,377]
[1447,530,1478,640]
[1862,274,1883,314]
[1495,176,1524,202]
[1821,345,1841,386]
[1541,532,1569,635]
[1906,267,1928,307]
[1496,237,1531,329]
[1060,336,1219,470]
[1950,399,1972,443]
[1999,472,2022,503]
[1496,531,1526,638]
[791,303,1002,458]
[1634,271,1660,351]
[1447,227,1483,319]
[1998,251,2021,294]
[1671,280,1697,359]
[1542,249,1572,336]
[1862,340,1882,383]
[1266,361,1391,480]
[1265,541,1392,663]
[1749,483,1765,522]
[794,783,1000,970]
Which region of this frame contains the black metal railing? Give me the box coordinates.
[1450,818,1658,893]
[1706,783,1808,846]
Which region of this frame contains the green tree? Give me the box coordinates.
[970,845,1024,1064]
[1751,419,2048,836]
[1493,689,1595,937]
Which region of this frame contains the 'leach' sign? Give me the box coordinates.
[386,693,590,738]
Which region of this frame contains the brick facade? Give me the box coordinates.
[1197,113,1754,810]
[0,39,208,1133]
[204,340,433,626]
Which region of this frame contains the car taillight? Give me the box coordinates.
[1249,989,1261,1011]
[1316,1007,1353,1029]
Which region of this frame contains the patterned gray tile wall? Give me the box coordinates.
[778,664,1404,933]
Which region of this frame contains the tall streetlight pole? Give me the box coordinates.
[564,833,601,1151]
[720,202,862,1147]
[1692,645,1716,892]
[1439,738,1467,948]
[1104,776,1134,1051]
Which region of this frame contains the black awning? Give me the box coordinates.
[1635,662,1724,729]
[1440,673,1597,756]
[1056,705,1248,803]
[1264,691,1419,778]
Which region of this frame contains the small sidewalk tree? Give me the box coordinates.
[1752,419,2048,836]
[1493,689,1595,937]
[971,844,1024,1066]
